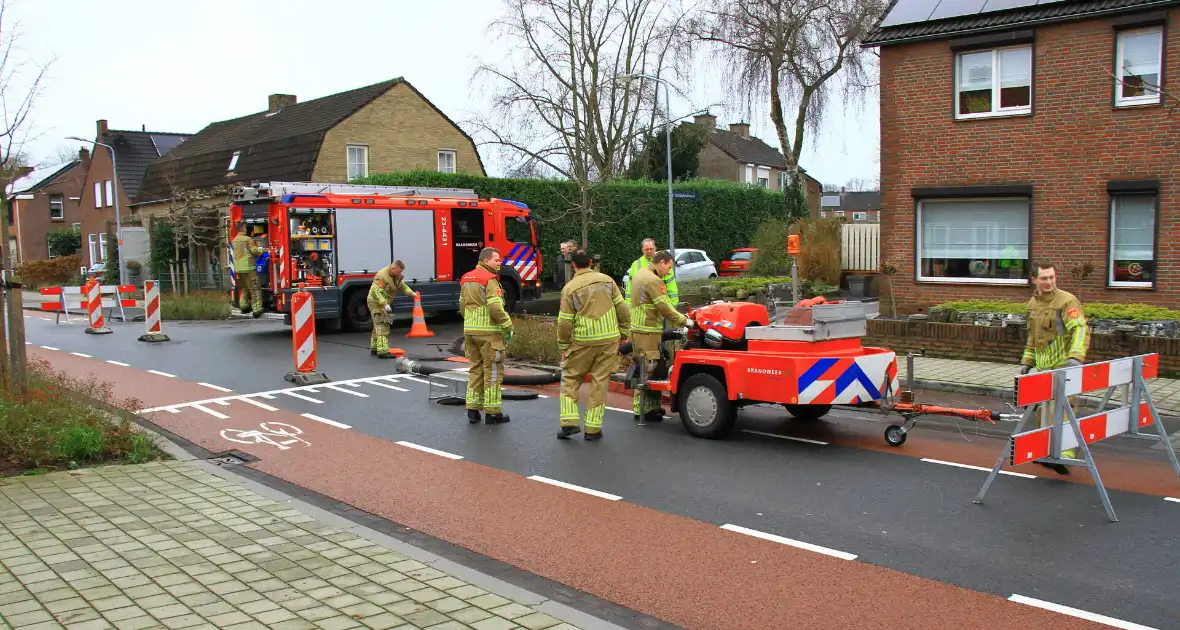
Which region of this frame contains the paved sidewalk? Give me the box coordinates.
[0,462,585,630]
[912,356,1180,415]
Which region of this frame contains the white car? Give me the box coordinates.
[672,248,718,282]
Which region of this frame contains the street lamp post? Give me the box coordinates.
[67,137,124,286]
[617,73,677,274]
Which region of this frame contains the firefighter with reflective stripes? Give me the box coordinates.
[623,238,678,307]
[367,260,417,359]
[231,221,265,318]
[557,250,630,440]
[1020,262,1090,475]
[630,250,693,425]
[460,248,513,424]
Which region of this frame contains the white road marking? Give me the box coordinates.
[282,391,324,404]
[136,372,422,414]
[742,430,829,446]
[302,387,321,393]
[1007,595,1155,629]
[191,404,229,420]
[70,352,92,358]
[606,406,633,415]
[401,376,435,386]
[537,394,550,399]
[147,370,176,378]
[301,413,351,429]
[396,441,463,460]
[259,394,276,399]
[1165,497,1179,503]
[527,476,622,501]
[199,382,233,393]
[239,398,279,412]
[367,381,410,393]
[921,458,1037,479]
[40,346,59,351]
[105,360,131,367]
[213,400,230,406]
[720,524,858,561]
[326,385,368,398]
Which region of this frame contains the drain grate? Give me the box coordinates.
[206,450,260,467]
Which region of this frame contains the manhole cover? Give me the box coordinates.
[206,450,259,467]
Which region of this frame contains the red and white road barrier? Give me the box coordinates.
[284,287,329,385]
[975,353,1179,522]
[83,279,113,335]
[138,280,170,343]
[40,283,135,325]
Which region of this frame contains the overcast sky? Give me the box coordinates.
[12,0,879,188]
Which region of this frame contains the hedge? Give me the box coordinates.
[936,300,1180,322]
[357,171,801,277]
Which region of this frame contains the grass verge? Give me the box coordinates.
[0,359,167,476]
[162,290,232,320]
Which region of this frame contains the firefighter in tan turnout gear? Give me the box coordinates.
[461,248,514,424]
[232,221,265,318]
[367,261,417,359]
[557,250,630,441]
[1020,262,1091,476]
[630,250,693,425]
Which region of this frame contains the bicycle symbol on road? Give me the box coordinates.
[220,422,310,450]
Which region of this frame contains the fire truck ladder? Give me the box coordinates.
[232,181,480,202]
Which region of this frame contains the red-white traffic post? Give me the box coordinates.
[284,286,330,385]
[138,280,170,343]
[83,279,113,335]
[974,353,1179,522]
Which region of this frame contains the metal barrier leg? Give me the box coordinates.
[974,405,1035,505]
[1062,401,1118,522]
[1140,378,1180,479]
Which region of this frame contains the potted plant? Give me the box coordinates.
[125,259,143,283]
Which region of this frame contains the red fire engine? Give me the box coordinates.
[227,181,542,331]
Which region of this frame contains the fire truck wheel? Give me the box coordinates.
[784,404,831,422]
[678,373,737,439]
[502,282,519,314]
[342,289,371,332]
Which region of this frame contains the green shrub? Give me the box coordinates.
[936,300,1180,321]
[358,171,804,277]
[47,229,81,257]
[747,220,793,276]
[163,291,232,320]
[0,359,165,475]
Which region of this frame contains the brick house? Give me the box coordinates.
[863,0,1180,313]
[821,190,882,222]
[6,151,91,264]
[77,121,192,268]
[690,114,824,217]
[131,77,486,284]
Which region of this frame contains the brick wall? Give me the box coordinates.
[866,319,1180,375]
[879,9,1180,313]
[313,83,486,181]
[79,147,134,268]
[14,161,88,261]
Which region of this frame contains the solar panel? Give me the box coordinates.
[1037,0,1068,4]
[929,0,988,21]
[877,0,940,28]
[981,0,1039,12]
[150,134,187,157]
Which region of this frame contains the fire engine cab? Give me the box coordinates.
[227,181,542,331]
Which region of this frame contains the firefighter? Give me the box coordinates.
[624,237,679,307]
[557,249,630,440]
[630,250,694,425]
[367,260,418,359]
[1020,261,1090,476]
[231,221,265,318]
[461,248,514,424]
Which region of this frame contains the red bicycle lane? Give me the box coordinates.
[33,347,1111,630]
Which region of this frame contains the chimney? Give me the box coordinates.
[268,94,297,113]
[79,147,91,163]
[728,122,750,139]
[693,113,716,131]
[96,119,109,138]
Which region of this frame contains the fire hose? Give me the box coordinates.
[394,339,561,405]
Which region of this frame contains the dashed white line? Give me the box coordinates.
[301,413,351,429]
[527,476,622,501]
[199,383,233,393]
[720,524,858,561]
[282,391,324,404]
[105,360,131,367]
[238,398,278,412]
[326,384,368,398]
[1165,497,1179,504]
[147,370,176,378]
[40,346,59,351]
[742,429,829,446]
[367,381,410,393]
[921,458,1037,479]
[70,352,92,358]
[1007,595,1155,629]
[191,404,229,420]
[396,441,463,460]
[606,406,633,415]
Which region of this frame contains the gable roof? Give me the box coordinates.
[840,191,881,211]
[101,129,193,200]
[696,125,818,182]
[863,0,1180,47]
[8,161,81,197]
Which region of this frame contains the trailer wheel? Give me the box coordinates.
[678,374,737,439]
[884,424,907,447]
[784,404,831,421]
[503,282,519,314]
[342,289,371,333]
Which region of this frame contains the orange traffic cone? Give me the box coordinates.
[406,293,434,338]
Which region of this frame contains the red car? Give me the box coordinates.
[718,248,755,277]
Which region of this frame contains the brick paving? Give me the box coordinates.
[0,462,582,630]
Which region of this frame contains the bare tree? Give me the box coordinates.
[689,0,885,204]
[36,144,81,169]
[161,175,233,297]
[467,0,693,248]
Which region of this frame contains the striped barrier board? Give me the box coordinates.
[1014,354,1159,407]
[40,284,136,324]
[284,288,329,386]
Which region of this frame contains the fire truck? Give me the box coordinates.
[227,181,543,331]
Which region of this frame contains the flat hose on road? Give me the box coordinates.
[395,342,558,404]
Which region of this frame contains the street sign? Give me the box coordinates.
[672,191,698,200]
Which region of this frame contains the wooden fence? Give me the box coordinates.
[841,223,879,273]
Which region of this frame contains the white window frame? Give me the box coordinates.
[437,150,456,174]
[1107,192,1157,288]
[87,233,98,265]
[94,182,102,208]
[227,151,241,172]
[744,164,754,185]
[853,211,868,221]
[954,44,1033,120]
[98,233,108,262]
[915,196,1030,285]
[347,145,369,180]
[778,171,790,190]
[1114,26,1164,107]
[49,194,65,220]
[105,180,114,207]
